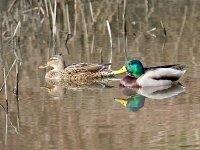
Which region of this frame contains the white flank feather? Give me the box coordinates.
[137,68,186,87]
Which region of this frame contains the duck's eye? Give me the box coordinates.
[128,62,132,66]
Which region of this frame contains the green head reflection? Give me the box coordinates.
[115,94,145,112]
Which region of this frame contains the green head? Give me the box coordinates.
[114,59,145,77]
[125,60,144,77]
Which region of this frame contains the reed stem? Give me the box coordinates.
[3,67,8,145]
[88,0,94,23]
[66,2,71,34]
[123,0,128,61]
[117,0,121,53]
[0,13,3,64]
[0,59,17,93]
[106,20,112,69]
[15,60,20,132]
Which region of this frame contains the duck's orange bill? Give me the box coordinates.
[114,66,127,75]
[114,98,128,106]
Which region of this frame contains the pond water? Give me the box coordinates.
[0,0,200,150]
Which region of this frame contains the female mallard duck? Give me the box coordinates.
[39,55,114,85]
[114,59,186,87]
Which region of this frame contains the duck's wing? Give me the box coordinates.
[145,64,186,71]
[137,65,186,87]
[65,63,112,73]
[145,64,186,81]
[148,64,185,78]
[79,63,112,73]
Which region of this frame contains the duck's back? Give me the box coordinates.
[62,63,113,80]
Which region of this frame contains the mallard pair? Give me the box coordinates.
[40,55,186,87]
[39,55,114,86]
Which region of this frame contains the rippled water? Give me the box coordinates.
[0,0,200,150]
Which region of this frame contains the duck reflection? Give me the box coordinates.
[41,85,66,100]
[115,94,145,112]
[115,79,185,112]
[41,78,114,100]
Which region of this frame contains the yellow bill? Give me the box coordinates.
[114,66,127,75]
[114,98,128,106]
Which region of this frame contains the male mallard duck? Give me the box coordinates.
[114,59,186,87]
[39,55,114,85]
